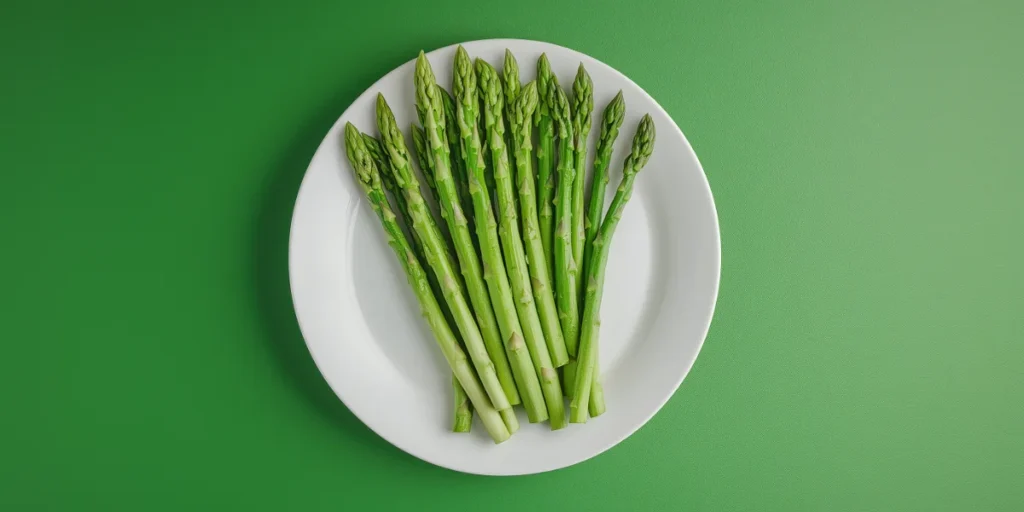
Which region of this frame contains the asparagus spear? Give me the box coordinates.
[376,93,517,432]
[502,50,521,182]
[363,132,474,432]
[450,47,547,423]
[583,91,625,285]
[478,59,567,429]
[535,54,558,278]
[417,93,473,244]
[551,84,581,360]
[503,50,521,118]
[410,124,472,304]
[570,65,594,302]
[478,76,497,209]
[343,123,509,442]
[503,57,570,368]
[411,125,437,198]
[580,92,624,416]
[571,114,656,423]
[412,121,466,266]
[441,88,473,217]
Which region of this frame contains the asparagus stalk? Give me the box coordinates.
[376,93,517,431]
[416,94,473,248]
[343,123,508,442]
[589,361,606,418]
[412,122,467,265]
[478,77,497,208]
[410,124,471,306]
[450,47,547,423]
[411,121,468,273]
[557,66,595,396]
[440,88,473,218]
[570,65,594,302]
[503,50,521,119]
[502,50,521,187]
[550,84,581,359]
[363,132,473,432]
[563,360,577,399]
[581,92,624,416]
[478,58,567,429]
[411,125,438,198]
[503,57,570,368]
[535,54,558,278]
[583,92,625,286]
[571,114,656,423]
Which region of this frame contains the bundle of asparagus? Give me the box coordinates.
[344,47,655,443]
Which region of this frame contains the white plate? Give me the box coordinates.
[289,39,720,475]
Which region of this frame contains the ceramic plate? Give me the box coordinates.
[289,39,720,475]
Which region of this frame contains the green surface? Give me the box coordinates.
[2,0,1022,510]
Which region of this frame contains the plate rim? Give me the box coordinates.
[288,38,722,475]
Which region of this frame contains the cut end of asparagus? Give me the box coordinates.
[569,403,588,424]
[500,408,520,435]
[589,384,606,418]
[453,376,473,433]
[453,416,472,433]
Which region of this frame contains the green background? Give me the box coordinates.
[3,0,1022,509]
